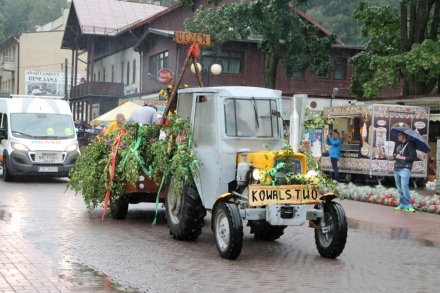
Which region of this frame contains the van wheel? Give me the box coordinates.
[315,202,347,258]
[2,156,14,182]
[110,197,129,220]
[165,181,206,241]
[213,202,243,259]
[248,220,286,241]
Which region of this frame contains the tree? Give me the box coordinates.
[0,12,5,42]
[349,1,440,98]
[184,0,334,89]
[305,0,399,45]
[0,0,69,39]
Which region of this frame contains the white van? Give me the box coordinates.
[0,96,80,181]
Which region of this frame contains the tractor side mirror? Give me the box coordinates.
[271,109,282,118]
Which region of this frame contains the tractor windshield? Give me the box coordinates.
[224,98,280,138]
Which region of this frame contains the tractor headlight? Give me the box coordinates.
[252,168,263,181]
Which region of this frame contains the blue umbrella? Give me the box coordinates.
[390,127,431,153]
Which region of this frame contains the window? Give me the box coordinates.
[103,67,106,82]
[111,64,115,82]
[121,61,124,83]
[93,73,96,82]
[193,95,215,146]
[126,61,130,85]
[202,50,243,74]
[149,51,169,77]
[291,70,305,79]
[10,113,74,139]
[97,71,101,82]
[224,98,279,138]
[132,60,136,84]
[317,69,331,79]
[334,57,347,80]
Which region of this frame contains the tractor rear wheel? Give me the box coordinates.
[165,182,206,241]
[248,220,286,241]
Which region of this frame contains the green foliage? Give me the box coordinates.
[303,108,333,132]
[68,116,198,210]
[185,0,333,88]
[179,0,223,6]
[0,12,5,42]
[349,1,440,98]
[305,0,399,45]
[0,0,69,39]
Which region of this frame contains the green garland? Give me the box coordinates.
[68,115,198,210]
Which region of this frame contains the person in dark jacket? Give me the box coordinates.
[393,132,417,212]
[327,130,343,181]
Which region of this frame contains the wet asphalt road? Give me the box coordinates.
[1,176,440,292]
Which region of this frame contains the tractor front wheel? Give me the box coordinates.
[213,202,243,259]
[314,201,347,258]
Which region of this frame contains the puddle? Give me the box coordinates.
[349,218,411,240]
[348,217,440,247]
[57,262,140,292]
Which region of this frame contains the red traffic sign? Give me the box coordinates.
[157,69,173,84]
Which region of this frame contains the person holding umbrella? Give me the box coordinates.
[391,126,431,212]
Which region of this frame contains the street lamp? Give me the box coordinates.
[190,62,202,74]
[203,63,222,86]
[330,87,339,107]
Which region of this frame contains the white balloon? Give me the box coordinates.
[190,62,202,74]
[210,63,222,75]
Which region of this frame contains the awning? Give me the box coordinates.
[90,101,141,126]
[430,114,440,122]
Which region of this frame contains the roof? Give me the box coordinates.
[72,0,167,36]
[295,9,343,45]
[178,86,282,99]
[373,97,440,112]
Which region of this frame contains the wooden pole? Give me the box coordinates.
[192,58,204,87]
[160,49,193,124]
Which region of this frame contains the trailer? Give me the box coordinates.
[321,104,430,182]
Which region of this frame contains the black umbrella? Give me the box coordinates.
[390,127,431,153]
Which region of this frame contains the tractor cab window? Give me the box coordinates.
[224,98,280,138]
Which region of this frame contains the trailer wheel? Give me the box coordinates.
[213,202,243,259]
[248,220,286,241]
[165,182,206,241]
[110,197,129,220]
[315,202,347,258]
[2,155,14,182]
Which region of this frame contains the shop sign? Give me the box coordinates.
[157,69,173,84]
[174,31,211,47]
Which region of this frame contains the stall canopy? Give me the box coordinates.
[90,101,140,126]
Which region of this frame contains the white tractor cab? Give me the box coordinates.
[166,86,347,259]
[0,96,80,181]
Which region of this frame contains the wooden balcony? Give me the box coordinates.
[69,82,124,100]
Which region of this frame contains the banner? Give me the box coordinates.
[24,70,81,96]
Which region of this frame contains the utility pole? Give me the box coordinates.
[64,58,68,101]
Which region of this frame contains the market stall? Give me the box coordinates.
[321,104,430,181]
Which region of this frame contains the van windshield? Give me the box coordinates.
[10,113,75,139]
[224,98,280,138]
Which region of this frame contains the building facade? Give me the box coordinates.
[63,0,400,122]
[0,9,87,97]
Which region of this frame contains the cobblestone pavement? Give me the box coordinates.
[1,177,440,292]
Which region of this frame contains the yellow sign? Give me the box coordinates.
[175,31,211,47]
[248,184,321,207]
